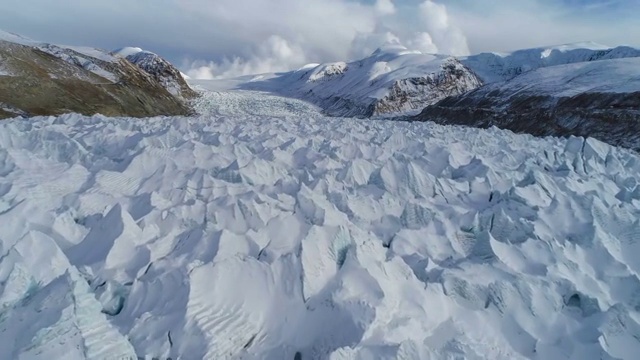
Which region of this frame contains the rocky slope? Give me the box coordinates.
[113,47,197,100]
[415,57,640,151]
[235,45,482,117]
[0,30,193,119]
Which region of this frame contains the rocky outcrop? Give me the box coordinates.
[114,48,197,100]
[0,33,193,119]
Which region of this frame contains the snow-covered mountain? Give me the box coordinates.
[461,42,640,83]
[113,47,197,100]
[0,30,194,118]
[212,42,640,149]
[2,90,640,359]
[227,45,483,117]
[417,55,640,150]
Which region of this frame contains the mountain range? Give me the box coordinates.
[201,42,640,150]
[2,30,639,151]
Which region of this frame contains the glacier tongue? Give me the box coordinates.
[1,90,640,359]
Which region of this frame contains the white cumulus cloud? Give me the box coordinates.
[4,0,637,79]
[375,0,397,15]
[187,35,308,79]
[176,0,470,78]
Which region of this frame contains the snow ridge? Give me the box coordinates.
[461,44,640,83]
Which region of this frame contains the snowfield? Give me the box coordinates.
[1,90,640,359]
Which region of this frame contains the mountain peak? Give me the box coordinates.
[113,48,197,99]
[112,47,149,58]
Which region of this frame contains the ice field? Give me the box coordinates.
[1,90,640,359]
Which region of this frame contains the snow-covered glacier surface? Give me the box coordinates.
[1,90,640,360]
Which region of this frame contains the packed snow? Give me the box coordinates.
[1,89,640,359]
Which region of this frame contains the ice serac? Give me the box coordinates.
[0,229,136,359]
[113,47,197,100]
[1,90,640,359]
[232,45,482,117]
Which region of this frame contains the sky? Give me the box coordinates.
[1,0,639,79]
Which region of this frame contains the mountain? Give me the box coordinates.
[113,47,197,100]
[227,45,483,117]
[417,47,640,150]
[0,30,194,119]
[216,42,640,150]
[460,42,640,83]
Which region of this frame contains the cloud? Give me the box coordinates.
[375,0,397,15]
[182,0,470,78]
[186,35,308,79]
[444,0,640,53]
[407,32,439,54]
[0,0,469,79]
[418,1,469,55]
[1,0,638,79]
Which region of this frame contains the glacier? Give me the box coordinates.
[1,89,640,359]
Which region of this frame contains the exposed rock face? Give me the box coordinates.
[372,58,482,115]
[115,49,197,100]
[0,33,193,119]
[415,58,640,151]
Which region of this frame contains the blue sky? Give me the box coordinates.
[1,0,638,78]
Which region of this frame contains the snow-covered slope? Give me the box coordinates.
[215,45,482,117]
[113,47,197,99]
[485,56,640,96]
[2,89,640,359]
[417,57,640,150]
[461,43,640,83]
